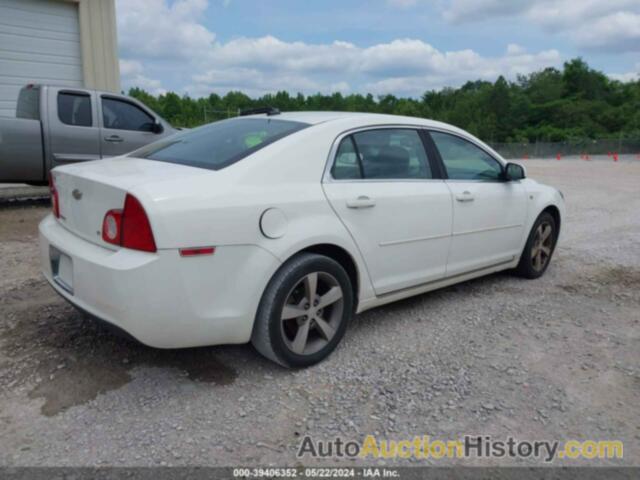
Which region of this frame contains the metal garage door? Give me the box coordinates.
[0,0,83,117]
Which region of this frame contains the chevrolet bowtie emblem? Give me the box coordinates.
[72,189,83,200]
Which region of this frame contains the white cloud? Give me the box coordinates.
[116,0,215,59]
[188,67,331,97]
[441,0,640,51]
[443,0,530,23]
[609,72,639,82]
[116,0,636,97]
[526,0,638,28]
[188,38,561,96]
[573,12,640,52]
[119,59,143,77]
[364,44,560,95]
[608,63,640,83]
[506,43,525,55]
[386,0,420,7]
[119,59,166,95]
[205,36,358,74]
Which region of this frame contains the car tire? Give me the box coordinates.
[515,212,558,279]
[251,253,354,368]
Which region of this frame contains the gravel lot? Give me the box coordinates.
[0,158,638,467]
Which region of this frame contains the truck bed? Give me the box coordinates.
[0,117,44,183]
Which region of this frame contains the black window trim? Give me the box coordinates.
[57,90,93,128]
[325,125,444,183]
[425,128,507,182]
[331,135,365,180]
[100,94,156,132]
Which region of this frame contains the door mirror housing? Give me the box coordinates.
[505,162,526,181]
[151,121,164,134]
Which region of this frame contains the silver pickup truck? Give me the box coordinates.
[0,84,176,185]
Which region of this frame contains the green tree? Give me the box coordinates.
[126,58,639,143]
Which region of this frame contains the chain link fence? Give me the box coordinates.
[490,139,640,159]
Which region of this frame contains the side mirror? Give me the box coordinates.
[151,121,164,134]
[505,162,526,181]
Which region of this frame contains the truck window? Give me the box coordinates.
[102,97,155,132]
[16,86,40,120]
[58,92,92,127]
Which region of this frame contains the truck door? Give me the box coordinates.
[47,89,101,168]
[99,95,165,157]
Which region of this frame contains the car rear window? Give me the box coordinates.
[131,117,309,170]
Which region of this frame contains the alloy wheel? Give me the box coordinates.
[280,272,344,356]
[531,222,553,272]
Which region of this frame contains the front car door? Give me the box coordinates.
[427,130,527,276]
[99,95,164,157]
[322,127,453,295]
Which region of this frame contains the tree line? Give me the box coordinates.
[128,58,640,144]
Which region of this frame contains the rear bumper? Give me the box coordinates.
[39,214,280,348]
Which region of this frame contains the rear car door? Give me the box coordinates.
[48,89,101,168]
[99,95,164,157]
[427,130,527,276]
[323,127,453,296]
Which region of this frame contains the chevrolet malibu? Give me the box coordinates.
[40,111,564,367]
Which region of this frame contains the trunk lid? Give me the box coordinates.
[51,157,209,249]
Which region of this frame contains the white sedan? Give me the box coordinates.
[40,111,564,367]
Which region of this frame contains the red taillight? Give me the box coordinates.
[49,172,60,218]
[101,194,156,253]
[121,194,156,252]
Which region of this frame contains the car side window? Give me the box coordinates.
[332,129,432,180]
[332,136,363,180]
[102,97,155,132]
[430,131,503,181]
[354,129,432,180]
[58,92,92,127]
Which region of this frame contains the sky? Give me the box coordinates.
[115,0,640,98]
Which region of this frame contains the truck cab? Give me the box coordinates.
[0,85,176,184]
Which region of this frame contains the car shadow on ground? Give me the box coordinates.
[0,270,528,417]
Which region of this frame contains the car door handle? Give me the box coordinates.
[104,135,123,143]
[346,196,376,209]
[456,191,475,202]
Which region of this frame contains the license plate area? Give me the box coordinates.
[50,246,74,294]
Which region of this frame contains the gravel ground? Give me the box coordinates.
[0,158,638,467]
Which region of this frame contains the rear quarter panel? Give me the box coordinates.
[132,122,378,305]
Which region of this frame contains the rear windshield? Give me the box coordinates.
[131,117,309,170]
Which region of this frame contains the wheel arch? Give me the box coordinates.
[297,243,360,310]
[541,204,561,237]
